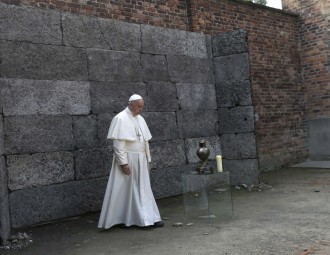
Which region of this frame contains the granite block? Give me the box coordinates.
[220,133,257,159]
[4,116,73,154]
[62,13,141,52]
[177,110,218,138]
[216,80,252,107]
[88,49,142,82]
[1,79,91,116]
[91,81,146,114]
[212,30,248,57]
[73,115,98,149]
[0,41,88,81]
[7,152,74,191]
[176,83,217,110]
[145,82,179,112]
[0,3,62,45]
[218,106,255,134]
[214,53,250,82]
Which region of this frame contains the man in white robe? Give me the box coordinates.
[98,94,164,229]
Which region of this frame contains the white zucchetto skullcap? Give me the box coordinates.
[129,94,143,102]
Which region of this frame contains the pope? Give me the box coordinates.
[98,94,164,229]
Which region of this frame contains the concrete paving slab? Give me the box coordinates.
[2,167,330,255]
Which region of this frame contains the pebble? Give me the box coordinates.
[173,222,184,226]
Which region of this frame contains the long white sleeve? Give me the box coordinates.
[113,139,128,165]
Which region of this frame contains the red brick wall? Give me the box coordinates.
[0,0,308,170]
[189,0,308,170]
[282,0,330,120]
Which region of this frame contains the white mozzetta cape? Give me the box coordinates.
[107,107,152,141]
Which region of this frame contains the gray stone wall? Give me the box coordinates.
[0,3,258,236]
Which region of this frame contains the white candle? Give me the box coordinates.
[216,155,223,172]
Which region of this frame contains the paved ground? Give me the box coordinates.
[2,166,330,255]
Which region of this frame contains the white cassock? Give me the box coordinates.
[98,107,161,229]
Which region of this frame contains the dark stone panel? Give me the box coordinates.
[0,41,88,81]
[4,116,73,154]
[215,80,252,108]
[214,53,250,82]
[7,152,74,191]
[97,113,116,147]
[176,83,217,110]
[74,148,113,180]
[177,110,218,138]
[0,3,62,45]
[149,139,186,169]
[141,54,169,82]
[212,30,248,57]
[0,156,10,244]
[218,106,255,134]
[73,115,98,149]
[9,177,108,228]
[62,13,141,52]
[142,112,179,141]
[220,133,257,159]
[145,82,179,112]
[1,79,91,116]
[167,55,214,83]
[88,49,143,82]
[91,81,146,114]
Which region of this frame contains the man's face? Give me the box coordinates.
[129,99,144,116]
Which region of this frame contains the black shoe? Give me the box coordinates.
[153,221,164,228]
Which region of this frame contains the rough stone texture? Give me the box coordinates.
[144,82,179,112]
[150,164,194,199]
[176,83,217,110]
[7,152,74,191]
[1,79,91,116]
[9,177,108,228]
[0,115,4,156]
[167,55,214,83]
[141,54,169,82]
[0,156,10,244]
[91,81,146,114]
[73,115,98,149]
[142,112,179,141]
[74,148,113,180]
[212,30,248,57]
[149,139,186,169]
[205,34,213,58]
[0,41,88,81]
[223,159,259,185]
[218,106,255,134]
[307,118,330,160]
[214,53,250,82]
[141,25,186,55]
[185,32,208,58]
[215,80,252,107]
[220,133,257,159]
[88,49,143,82]
[4,116,73,154]
[62,13,141,52]
[0,2,62,45]
[177,110,218,138]
[97,113,116,147]
[184,136,222,164]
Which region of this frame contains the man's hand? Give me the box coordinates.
[121,164,131,175]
